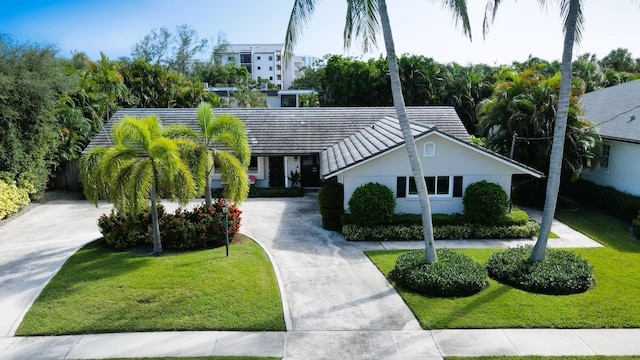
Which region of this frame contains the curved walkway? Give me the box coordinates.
[0,194,638,359]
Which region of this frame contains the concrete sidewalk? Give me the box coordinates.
[0,193,635,359]
[2,328,640,359]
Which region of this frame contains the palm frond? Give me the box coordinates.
[284,0,318,62]
[79,146,109,205]
[559,0,584,45]
[344,0,380,52]
[439,0,472,41]
[213,150,249,204]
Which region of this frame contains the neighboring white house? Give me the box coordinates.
[88,107,543,214]
[580,79,640,196]
[219,44,295,90]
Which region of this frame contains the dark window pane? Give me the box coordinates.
[437,176,449,194]
[408,177,418,194]
[425,177,435,194]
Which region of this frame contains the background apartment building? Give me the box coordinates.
[220,44,295,90]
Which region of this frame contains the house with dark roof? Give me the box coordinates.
[579,79,640,196]
[88,107,543,214]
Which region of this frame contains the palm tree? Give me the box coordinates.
[80,115,197,254]
[484,0,640,260]
[165,102,251,206]
[285,0,471,263]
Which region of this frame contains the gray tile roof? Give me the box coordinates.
[321,116,544,178]
[582,79,640,144]
[86,107,471,155]
[321,116,434,176]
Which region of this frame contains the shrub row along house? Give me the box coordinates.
[86,107,543,214]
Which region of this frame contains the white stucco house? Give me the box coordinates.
[579,79,640,196]
[88,107,543,214]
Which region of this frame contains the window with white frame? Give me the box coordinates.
[424,142,435,156]
[600,143,611,169]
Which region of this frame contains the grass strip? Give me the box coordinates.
[17,235,285,335]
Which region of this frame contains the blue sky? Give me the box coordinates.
[1,1,639,65]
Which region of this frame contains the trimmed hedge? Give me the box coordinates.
[346,208,529,227]
[389,248,488,297]
[563,180,640,221]
[211,186,305,198]
[486,246,594,295]
[463,181,510,224]
[348,182,395,226]
[318,182,344,231]
[0,180,30,220]
[342,220,540,241]
[97,200,241,250]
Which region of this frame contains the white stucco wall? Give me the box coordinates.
[580,140,640,196]
[338,134,534,214]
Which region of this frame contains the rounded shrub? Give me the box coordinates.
[463,180,509,224]
[348,182,395,226]
[318,181,344,231]
[486,246,594,295]
[389,248,488,297]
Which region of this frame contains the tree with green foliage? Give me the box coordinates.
[601,48,637,73]
[286,0,472,263]
[80,115,197,254]
[0,38,71,195]
[165,102,251,206]
[477,67,598,179]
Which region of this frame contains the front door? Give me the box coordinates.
[300,155,320,188]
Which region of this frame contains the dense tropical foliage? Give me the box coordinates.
[1,23,640,211]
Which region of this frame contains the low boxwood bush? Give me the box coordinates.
[389,248,488,297]
[97,200,241,250]
[318,182,344,231]
[342,220,539,241]
[348,182,395,226]
[0,179,30,220]
[463,181,510,224]
[486,246,594,295]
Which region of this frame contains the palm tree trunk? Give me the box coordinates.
[531,0,579,261]
[205,166,213,207]
[378,0,437,263]
[150,183,163,254]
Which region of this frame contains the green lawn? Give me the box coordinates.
[367,207,640,329]
[17,236,285,335]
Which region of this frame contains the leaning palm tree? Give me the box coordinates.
[81,115,197,254]
[166,102,251,206]
[285,0,471,263]
[485,0,639,260]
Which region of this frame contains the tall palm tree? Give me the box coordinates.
[484,0,638,260]
[285,0,471,263]
[80,115,197,254]
[165,102,251,206]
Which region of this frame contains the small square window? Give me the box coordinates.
[257,56,261,60]
[268,55,273,61]
[257,66,261,70]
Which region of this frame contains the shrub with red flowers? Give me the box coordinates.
[97,199,241,250]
